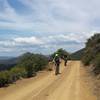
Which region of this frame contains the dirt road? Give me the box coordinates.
[0,61,97,100]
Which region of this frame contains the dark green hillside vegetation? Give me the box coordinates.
[82,33,100,75]
[0,52,49,87]
[70,48,85,60]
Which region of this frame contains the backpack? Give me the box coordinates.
[55,56,60,63]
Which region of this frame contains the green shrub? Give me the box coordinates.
[0,71,11,87]
[82,51,93,65]
[93,53,100,75]
[10,67,27,81]
[33,54,48,71]
[25,64,36,78]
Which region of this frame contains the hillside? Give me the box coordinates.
[82,33,100,75]
[0,57,18,71]
[70,48,85,60]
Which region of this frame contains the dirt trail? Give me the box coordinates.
[0,61,97,100]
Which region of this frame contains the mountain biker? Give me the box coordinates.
[53,53,61,75]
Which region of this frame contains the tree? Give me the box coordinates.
[51,48,69,60]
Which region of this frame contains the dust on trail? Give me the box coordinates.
[0,61,97,100]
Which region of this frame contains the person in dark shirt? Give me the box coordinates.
[53,54,61,75]
[63,55,68,67]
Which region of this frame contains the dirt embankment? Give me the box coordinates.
[82,65,100,100]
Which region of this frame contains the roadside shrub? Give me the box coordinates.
[93,53,100,75]
[82,50,93,65]
[0,71,11,87]
[16,53,48,77]
[10,67,27,81]
[25,64,36,78]
[33,54,48,71]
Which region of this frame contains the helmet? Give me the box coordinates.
[55,53,59,57]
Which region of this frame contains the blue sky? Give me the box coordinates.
[0,0,100,56]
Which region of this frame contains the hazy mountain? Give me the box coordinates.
[0,57,18,71]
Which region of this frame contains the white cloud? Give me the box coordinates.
[0,0,23,23]
[0,32,98,55]
[41,32,96,45]
[0,47,14,52]
[14,36,43,45]
[0,41,16,47]
[17,0,100,33]
[0,36,43,47]
[0,0,100,33]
